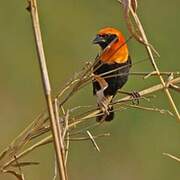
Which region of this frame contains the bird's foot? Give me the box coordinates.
[130,91,141,105]
[96,91,114,117]
[96,90,110,114]
[118,90,141,105]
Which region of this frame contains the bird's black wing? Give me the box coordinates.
[93,56,132,96]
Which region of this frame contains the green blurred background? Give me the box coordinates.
[0,0,180,179]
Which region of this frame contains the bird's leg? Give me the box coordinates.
[118,90,141,105]
[96,90,109,115]
[93,74,112,114]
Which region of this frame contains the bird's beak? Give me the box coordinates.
[92,34,105,44]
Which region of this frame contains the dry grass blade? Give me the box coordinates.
[131,71,180,77]
[68,133,110,141]
[53,156,58,180]
[65,132,70,165]
[2,136,52,170]
[163,153,180,162]
[169,84,180,93]
[123,104,174,117]
[86,131,100,152]
[115,77,180,103]
[54,99,67,172]
[11,161,39,167]
[3,169,24,180]
[14,156,25,180]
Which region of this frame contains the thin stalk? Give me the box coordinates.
[27,0,68,179]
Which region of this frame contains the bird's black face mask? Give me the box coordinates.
[93,34,118,49]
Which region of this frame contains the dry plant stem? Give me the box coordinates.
[130,71,180,77]
[2,76,179,170]
[1,69,178,166]
[120,0,180,121]
[86,77,180,120]
[123,104,174,116]
[0,111,49,168]
[53,158,58,180]
[64,132,70,165]
[3,169,24,180]
[14,156,25,180]
[54,99,65,156]
[163,153,180,162]
[11,161,39,167]
[27,1,67,180]
[86,131,100,152]
[2,133,110,169]
[2,136,52,170]
[2,77,180,170]
[169,84,180,93]
[54,99,67,172]
[116,77,180,102]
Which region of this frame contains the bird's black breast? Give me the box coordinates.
[93,56,132,96]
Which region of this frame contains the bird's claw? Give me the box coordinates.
[96,89,114,116]
[130,91,141,105]
[100,98,110,115]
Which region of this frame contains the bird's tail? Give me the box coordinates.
[96,106,114,122]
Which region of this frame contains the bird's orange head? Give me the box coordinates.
[93,27,129,64]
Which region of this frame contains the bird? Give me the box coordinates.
[92,27,132,122]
